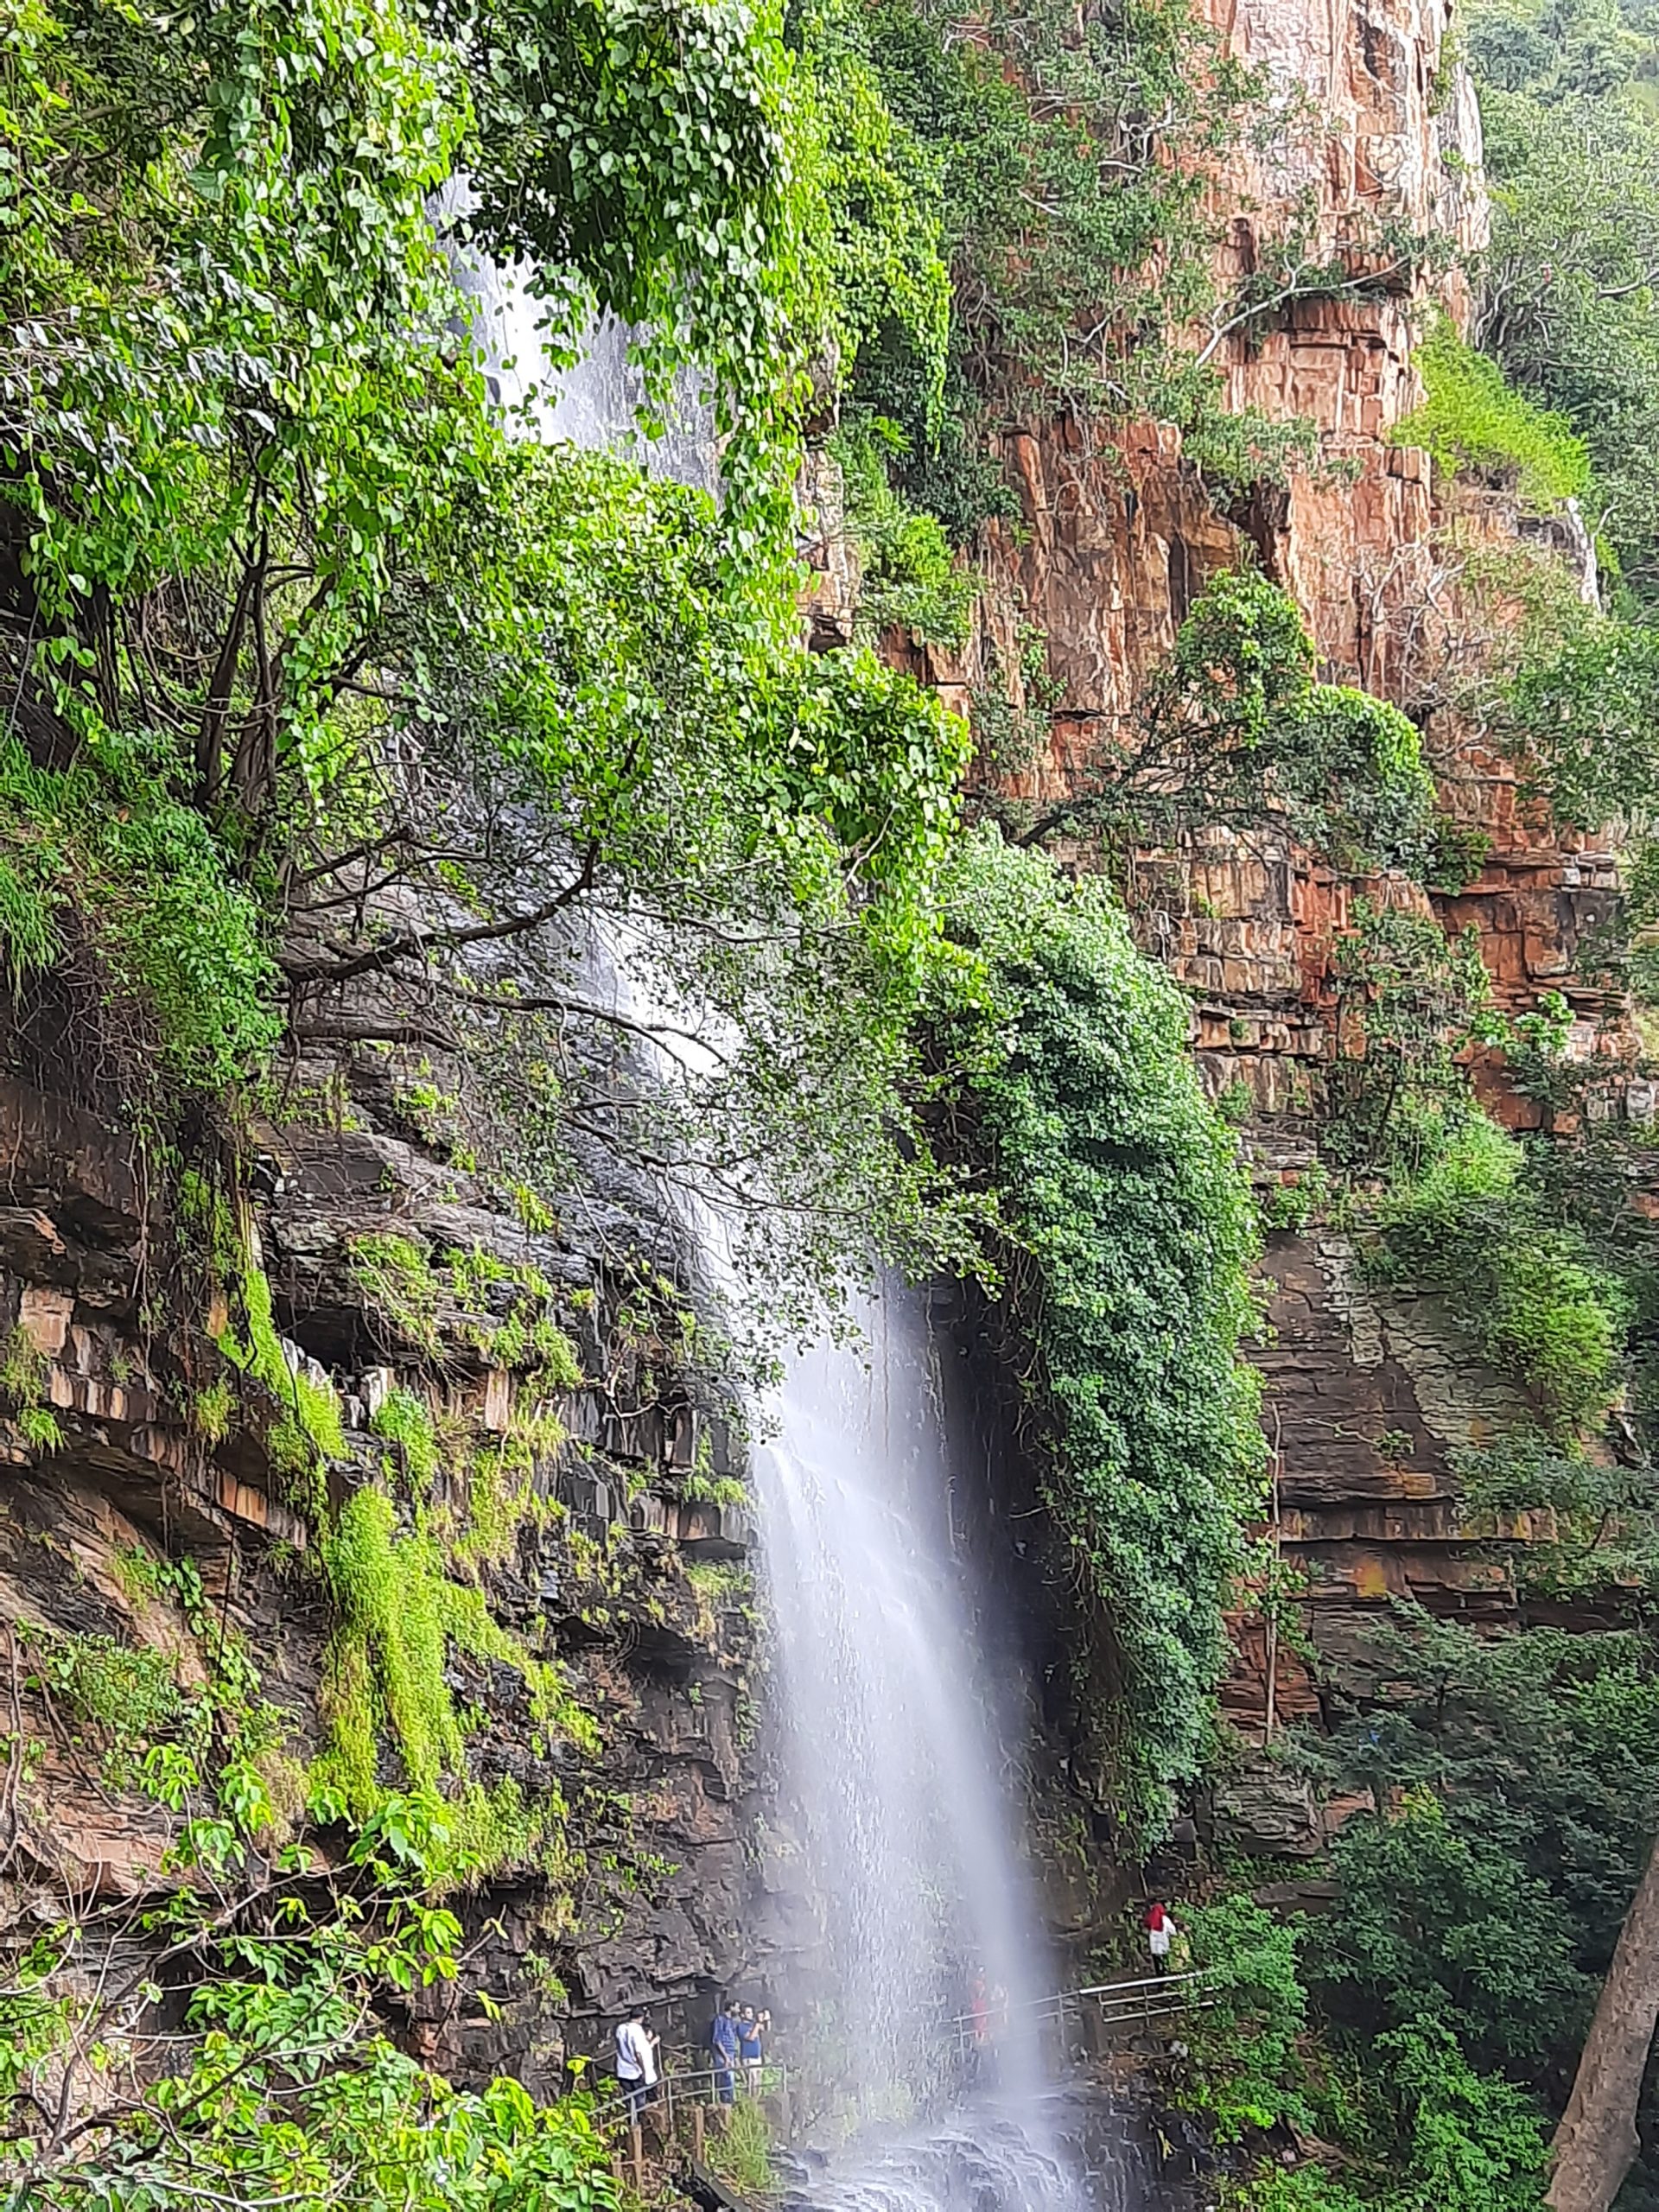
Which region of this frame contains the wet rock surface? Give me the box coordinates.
[0,1047,814,2090]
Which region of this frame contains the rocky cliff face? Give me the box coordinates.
[941,0,1622,1859]
[0,1047,810,2088]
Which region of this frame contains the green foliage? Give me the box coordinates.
[0,0,988,1317]
[1315,894,1627,1440]
[213,1255,345,1498]
[0,1329,63,1450]
[1220,2026,1547,2212]
[1365,1115,1630,1435]
[1325,1787,1592,2069]
[1398,314,1592,512]
[448,1248,586,1383]
[795,0,952,417]
[315,1487,463,1815]
[1297,1605,1659,2075]
[192,1380,235,1445]
[1,1748,620,2211]
[1503,607,1659,829]
[830,417,980,645]
[1324,898,1498,1178]
[443,0,813,525]
[373,1386,442,1491]
[17,1557,295,1823]
[26,1630,185,1750]
[932,832,1263,1833]
[835,0,1272,478]
[1423,817,1495,894]
[352,1235,442,1356]
[1466,0,1659,593]
[1378,2019,1548,2212]
[1184,1896,1314,2138]
[312,1484,594,1843]
[17,1405,62,1451]
[1500,1084,1659,1477]
[0,1325,48,1419]
[1185,1892,1551,2212]
[709,2097,776,2192]
[1014,573,1438,877]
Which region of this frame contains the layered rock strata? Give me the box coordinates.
[0,1059,801,2092]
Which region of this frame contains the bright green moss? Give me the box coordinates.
[350,1234,441,1354]
[372,1385,441,1491]
[213,1256,344,1501]
[311,1485,600,1845]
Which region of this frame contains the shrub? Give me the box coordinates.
[213,1258,345,1497]
[1368,1116,1628,1436]
[830,416,981,645]
[1184,1897,1313,2139]
[1397,315,1591,512]
[1326,1789,1592,2071]
[351,1236,441,1356]
[0,730,279,1094]
[1380,2019,1548,2211]
[933,830,1263,1834]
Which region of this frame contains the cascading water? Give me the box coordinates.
[749,1280,1089,2212]
[437,187,715,491]
[442,232,1118,2211]
[751,1278,1050,2112]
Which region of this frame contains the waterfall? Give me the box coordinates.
[443,239,1105,2210]
[749,1280,1089,2211]
[752,1278,1050,2113]
[437,185,716,492]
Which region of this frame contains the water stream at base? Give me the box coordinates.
[442,230,1135,2209]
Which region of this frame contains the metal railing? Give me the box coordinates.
[594,1972,1211,2145]
[942,1970,1214,2063]
[594,2058,790,2129]
[593,1981,1211,2132]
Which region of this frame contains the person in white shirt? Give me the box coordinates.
[614,2005,658,2124]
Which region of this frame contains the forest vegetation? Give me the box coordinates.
[7,0,1659,2201]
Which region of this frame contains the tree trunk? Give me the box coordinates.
[1549,1826,1659,2212]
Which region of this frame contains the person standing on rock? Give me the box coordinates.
[710,1995,741,2107]
[614,2005,658,2125]
[1144,1900,1178,1971]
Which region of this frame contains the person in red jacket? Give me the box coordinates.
[1143,1899,1177,1970]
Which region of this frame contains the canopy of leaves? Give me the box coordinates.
[1181,1897,1550,2212]
[1503,607,1659,827]
[0,0,992,1315]
[1007,570,1439,873]
[1278,1605,1659,2122]
[931,830,1264,1834]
